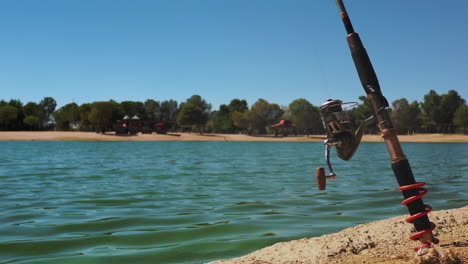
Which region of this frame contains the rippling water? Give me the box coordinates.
[0,141,466,263]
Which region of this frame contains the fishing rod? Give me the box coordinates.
[316,0,438,253]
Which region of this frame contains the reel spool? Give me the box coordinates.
[316,99,374,190]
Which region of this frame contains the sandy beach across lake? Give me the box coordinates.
[0,131,467,142]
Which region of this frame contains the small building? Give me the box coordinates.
[69,121,80,130]
[272,120,296,137]
[112,115,173,135]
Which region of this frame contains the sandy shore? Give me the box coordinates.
[206,206,468,264]
[0,131,467,142]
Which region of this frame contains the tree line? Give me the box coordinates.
[0,89,466,134]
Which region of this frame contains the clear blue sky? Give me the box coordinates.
[1,0,467,110]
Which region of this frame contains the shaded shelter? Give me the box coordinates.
[272,120,296,137]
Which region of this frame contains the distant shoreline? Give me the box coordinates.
[0,131,467,142]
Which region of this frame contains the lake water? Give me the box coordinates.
[0,141,466,264]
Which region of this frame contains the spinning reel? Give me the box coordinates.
[316,99,375,190]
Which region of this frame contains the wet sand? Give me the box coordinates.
[0,131,467,142]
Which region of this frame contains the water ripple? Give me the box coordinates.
[0,141,466,263]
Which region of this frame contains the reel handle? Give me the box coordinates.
[316,167,336,190]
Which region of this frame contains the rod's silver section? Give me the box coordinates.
[324,141,336,177]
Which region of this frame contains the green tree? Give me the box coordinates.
[185,95,211,112]
[6,99,24,130]
[180,95,211,118]
[232,109,251,134]
[108,100,124,122]
[40,97,57,128]
[8,99,23,111]
[228,99,248,113]
[211,99,249,133]
[23,102,42,117]
[160,100,178,122]
[176,95,210,133]
[440,90,465,132]
[211,104,233,133]
[89,101,114,132]
[0,105,18,130]
[177,104,207,133]
[286,98,322,135]
[53,103,81,130]
[22,102,42,130]
[453,104,468,134]
[420,90,465,132]
[144,99,160,120]
[391,98,421,134]
[79,103,92,131]
[120,101,145,119]
[348,96,377,134]
[420,90,440,132]
[249,99,283,134]
[23,115,40,130]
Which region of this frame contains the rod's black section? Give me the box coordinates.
[392,159,431,232]
[346,34,381,95]
[336,0,347,13]
[336,0,355,35]
[342,16,355,35]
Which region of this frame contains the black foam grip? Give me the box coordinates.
[391,159,432,231]
[347,33,381,95]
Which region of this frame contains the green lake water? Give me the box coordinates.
[0,141,466,263]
